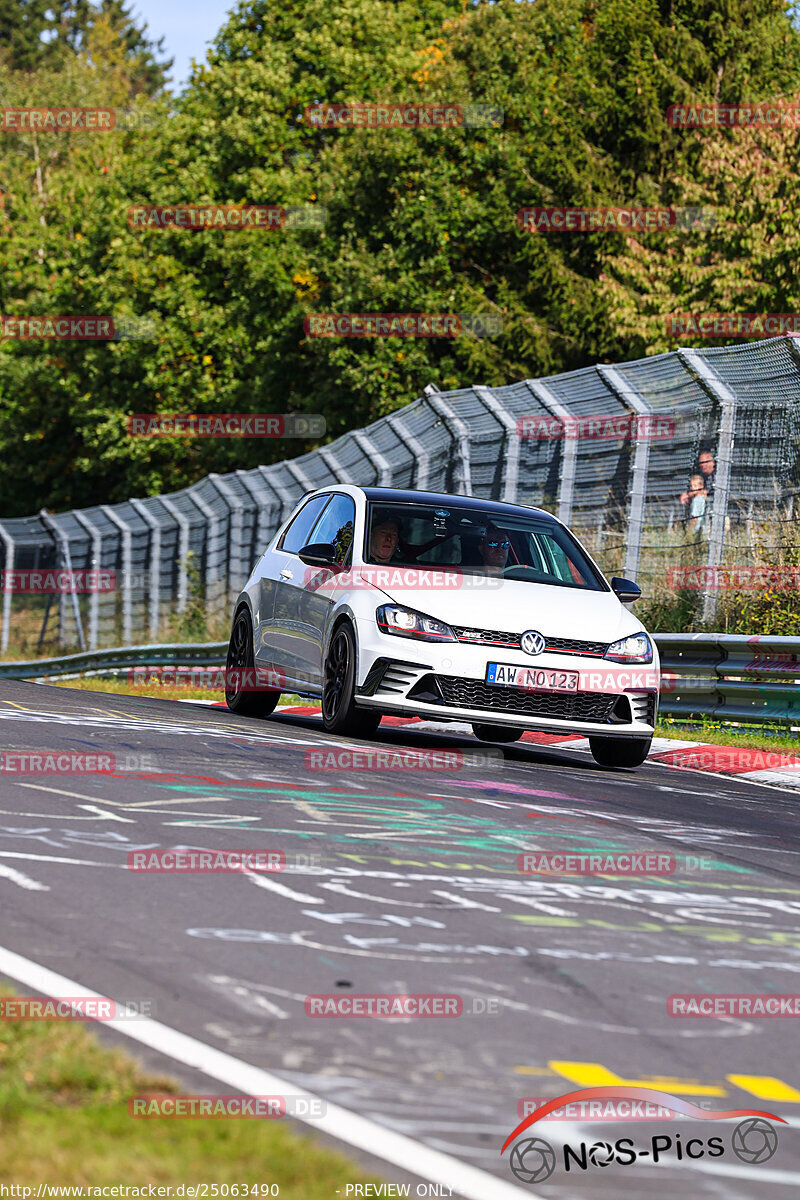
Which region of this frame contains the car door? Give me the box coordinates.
[292,492,357,687]
[258,493,331,678]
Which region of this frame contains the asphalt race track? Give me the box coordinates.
[0,680,798,1198]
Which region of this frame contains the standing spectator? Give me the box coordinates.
[680,447,716,507]
[684,474,707,535]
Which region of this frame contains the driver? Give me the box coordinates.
[478,524,510,574]
[369,511,402,564]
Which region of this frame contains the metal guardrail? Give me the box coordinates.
[2,634,798,727]
[656,633,800,725]
[0,642,228,681]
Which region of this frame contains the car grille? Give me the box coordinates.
[421,675,617,722]
[452,627,609,657]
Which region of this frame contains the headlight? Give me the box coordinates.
[376,604,456,642]
[605,633,653,664]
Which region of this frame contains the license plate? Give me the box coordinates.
[486,662,579,692]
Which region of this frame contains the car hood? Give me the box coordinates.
[368,571,644,642]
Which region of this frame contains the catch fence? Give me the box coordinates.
[1,334,798,652]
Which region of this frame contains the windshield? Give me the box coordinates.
[364,501,607,591]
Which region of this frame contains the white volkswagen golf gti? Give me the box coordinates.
[225,486,659,768]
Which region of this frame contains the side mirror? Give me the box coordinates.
[298,542,339,569]
[611,576,641,603]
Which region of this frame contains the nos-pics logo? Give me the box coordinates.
[501,1087,782,1184]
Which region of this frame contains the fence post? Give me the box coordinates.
[0,523,14,653]
[385,410,430,491]
[473,386,520,502]
[160,498,190,614]
[677,349,737,624]
[352,430,393,485]
[38,510,86,651]
[317,445,355,484]
[597,365,654,582]
[524,381,576,525]
[100,506,133,646]
[72,511,103,650]
[423,392,473,495]
[129,499,161,640]
[208,473,246,603]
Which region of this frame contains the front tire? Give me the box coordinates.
[472,723,523,744]
[225,609,281,717]
[322,623,381,736]
[589,735,652,769]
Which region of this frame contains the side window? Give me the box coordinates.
[280,495,331,554]
[308,493,356,565]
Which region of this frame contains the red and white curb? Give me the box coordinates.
[270,705,800,791]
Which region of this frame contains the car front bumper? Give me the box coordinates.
[354,632,658,738]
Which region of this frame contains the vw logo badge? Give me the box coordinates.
[521,630,546,656]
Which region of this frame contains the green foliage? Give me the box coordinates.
[1,0,800,514]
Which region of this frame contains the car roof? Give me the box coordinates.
[359,487,556,523]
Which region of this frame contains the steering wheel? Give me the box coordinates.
[502,564,548,580]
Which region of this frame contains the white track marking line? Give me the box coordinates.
[0,863,49,891]
[0,944,532,1200]
[245,872,324,904]
[78,804,135,822]
[0,851,123,868]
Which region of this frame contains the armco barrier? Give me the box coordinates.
[3,634,798,727]
[657,633,800,725]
